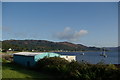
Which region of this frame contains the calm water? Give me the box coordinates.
[55,51,119,64]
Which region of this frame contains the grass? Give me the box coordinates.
[2,62,59,80]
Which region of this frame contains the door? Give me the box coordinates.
[27,61,30,67]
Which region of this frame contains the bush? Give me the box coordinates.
[35,57,69,72]
[35,57,120,80]
[2,58,8,63]
[2,55,13,62]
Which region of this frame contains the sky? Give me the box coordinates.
[2,2,118,47]
[0,1,2,41]
[1,0,120,2]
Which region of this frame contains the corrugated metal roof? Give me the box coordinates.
[13,52,43,56]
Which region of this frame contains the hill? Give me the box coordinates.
[105,47,119,51]
[2,40,100,52]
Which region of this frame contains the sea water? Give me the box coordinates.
[56,51,119,64]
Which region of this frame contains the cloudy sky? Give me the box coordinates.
[2,2,118,47]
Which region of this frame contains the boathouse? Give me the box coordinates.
[13,52,60,67]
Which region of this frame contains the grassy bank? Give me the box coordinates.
[2,62,59,80]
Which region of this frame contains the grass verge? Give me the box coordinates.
[2,62,58,80]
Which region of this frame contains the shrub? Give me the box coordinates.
[2,58,8,63]
[35,57,69,72]
[2,55,13,62]
[107,64,117,70]
[35,57,120,80]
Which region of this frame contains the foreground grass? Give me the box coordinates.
[2,62,58,79]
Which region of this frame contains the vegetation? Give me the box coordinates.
[2,55,13,62]
[1,54,120,80]
[35,57,69,74]
[35,57,120,80]
[1,55,60,80]
[1,51,119,79]
[2,59,59,80]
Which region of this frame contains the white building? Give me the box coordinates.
[60,55,76,62]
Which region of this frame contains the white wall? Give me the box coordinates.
[60,55,76,62]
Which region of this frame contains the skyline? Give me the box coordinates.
[2,2,118,47]
[1,0,120,2]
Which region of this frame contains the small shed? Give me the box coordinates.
[13,52,60,67]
